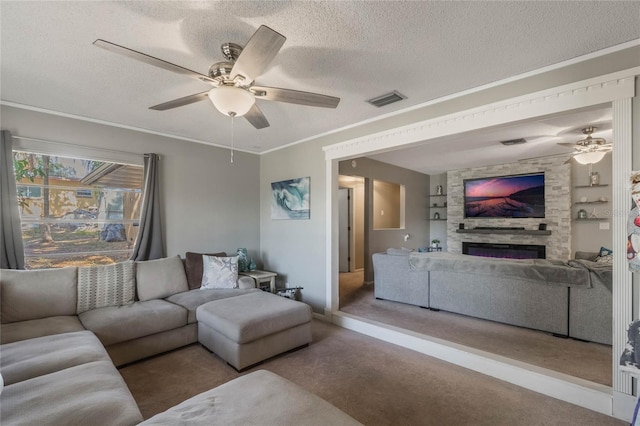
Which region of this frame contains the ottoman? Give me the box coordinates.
[196,291,312,371]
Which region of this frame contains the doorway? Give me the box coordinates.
[338,175,365,307]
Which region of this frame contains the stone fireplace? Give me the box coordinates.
[462,242,546,259]
[446,156,571,260]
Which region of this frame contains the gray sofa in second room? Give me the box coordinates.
[372,249,612,345]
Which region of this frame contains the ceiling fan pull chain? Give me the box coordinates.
[230,112,235,163]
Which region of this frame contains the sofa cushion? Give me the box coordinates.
[201,255,238,289]
[139,370,362,426]
[0,315,85,344]
[1,330,110,385]
[77,261,135,314]
[166,288,260,323]
[1,360,143,426]
[0,267,77,323]
[79,299,187,346]
[136,255,189,301]
[185,251,226,290]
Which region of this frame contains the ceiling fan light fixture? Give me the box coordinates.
[208,86,255,117]
[574,151,606,165]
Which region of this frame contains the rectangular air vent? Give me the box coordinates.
[500,138,527,146]
[367,91,407,108]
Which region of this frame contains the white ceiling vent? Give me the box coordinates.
[367,91,407,108]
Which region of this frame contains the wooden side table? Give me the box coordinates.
[238,270,278,293]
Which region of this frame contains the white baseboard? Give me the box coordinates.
[332,311,616,417]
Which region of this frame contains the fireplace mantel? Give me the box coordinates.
[456,229,551,236]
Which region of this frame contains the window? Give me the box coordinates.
[16,185,42,198]
[13,151,144,269]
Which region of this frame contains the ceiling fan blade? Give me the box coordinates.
[149,91,210,111]
[93,39,216,84]
[244,104,270,129]
[251,86,340,108]
[231,25,286,83]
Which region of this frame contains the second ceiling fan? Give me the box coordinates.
[94,25,340,129]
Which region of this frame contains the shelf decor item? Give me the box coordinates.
[577,209,587,219]
[434,212,440,220]
[436,185,443,195]
[590,171,600,186]
[431,239,440,248]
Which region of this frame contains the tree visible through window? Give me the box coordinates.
[13,151,144,269]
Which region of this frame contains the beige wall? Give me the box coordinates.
[373,180,402,229]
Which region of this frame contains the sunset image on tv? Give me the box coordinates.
[464,173,545,218]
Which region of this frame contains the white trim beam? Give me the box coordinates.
[612,98,634,398]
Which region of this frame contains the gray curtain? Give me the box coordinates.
[131,153,165,261]
[1,130,25,269]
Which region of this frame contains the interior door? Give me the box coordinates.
[338,188,350,272]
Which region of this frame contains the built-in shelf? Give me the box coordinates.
[429,193,447,197]
[574,201,608,205]
[573,218,609,222]
[456,229,551,235]
[574,184,609,188]
[431,218,447,221]
[430,205,447,208]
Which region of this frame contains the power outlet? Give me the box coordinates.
[599,222,610,230]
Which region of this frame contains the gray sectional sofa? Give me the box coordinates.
[372,249,612,345]
[0,254,361,425]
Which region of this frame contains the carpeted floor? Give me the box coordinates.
[339,271,612,386]
[119,320,623,425]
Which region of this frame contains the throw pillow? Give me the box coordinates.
[599,246,613,257]
[185,251,226,290]
[136,255,189,301]
[201,255,238,289]
[77,261,135,314]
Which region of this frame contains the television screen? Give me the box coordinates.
[464,173,545,218]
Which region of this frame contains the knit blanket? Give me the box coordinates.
[408,252,599,288]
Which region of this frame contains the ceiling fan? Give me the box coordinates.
[557,126,612,164]
[93,25,340,129]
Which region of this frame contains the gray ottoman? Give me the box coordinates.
[196,291,312,371]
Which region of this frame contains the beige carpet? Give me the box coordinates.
[119,320,622,425]
[339,271,612,386]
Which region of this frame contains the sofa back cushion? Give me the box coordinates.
[1,267,78,323]
[136,255,189,301]
[77,261,135,314]
[185,251,226,290]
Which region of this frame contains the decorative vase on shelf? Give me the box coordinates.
[590,171,600,186]
[436,185,443,195]
[434,212,440,220]
[577,209,587,219]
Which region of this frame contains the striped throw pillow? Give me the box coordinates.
[77,261,135,314]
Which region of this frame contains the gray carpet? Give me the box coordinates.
[339,271,612,386]
[119,320,622,425]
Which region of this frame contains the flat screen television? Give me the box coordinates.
[463,172,545,218]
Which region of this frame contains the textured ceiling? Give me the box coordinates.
[1,1,638,163]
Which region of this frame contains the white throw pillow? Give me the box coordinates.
[201,255,238,289]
